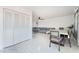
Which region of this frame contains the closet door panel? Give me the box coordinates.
[3,9,14,47]
[25,15,31,38]
[14,13,29,44]
[19,14,28,41]
[14,13,22,44]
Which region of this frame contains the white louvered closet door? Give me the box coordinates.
[3,8,31,47]
[3,8,14,47]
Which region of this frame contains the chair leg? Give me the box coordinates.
[58,40,61,51]
[49,42,51,47]
[58,38,64,51]
[68,39,71,48]
[58,44,60,51]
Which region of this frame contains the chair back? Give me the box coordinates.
[50,31,59,38]
[59,27,64,30]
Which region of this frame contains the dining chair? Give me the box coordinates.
[67,29,72,47]
[49,31,64,51]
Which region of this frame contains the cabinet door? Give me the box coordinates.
[3,9,14,47]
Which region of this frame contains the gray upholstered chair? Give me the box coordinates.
[49,31,64,51]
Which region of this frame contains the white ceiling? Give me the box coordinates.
[23,6,78,19]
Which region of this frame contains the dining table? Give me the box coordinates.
[46,28,70,38]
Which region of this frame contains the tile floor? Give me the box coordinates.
[0,33,79,53]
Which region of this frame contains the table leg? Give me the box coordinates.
[68,38,71,48]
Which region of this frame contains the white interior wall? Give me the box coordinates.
[24,6,77,19]
[36,15,74,28]
[27,6,76,28]
[32,15,38,27]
